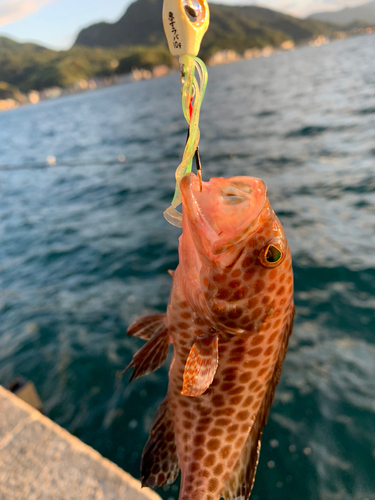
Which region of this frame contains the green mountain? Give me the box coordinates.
[309,1,375,26]
[75,0,333,56]
[0,1,337,95]
[0,36,174,93]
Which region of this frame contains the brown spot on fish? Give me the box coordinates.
[213,464,224,476]
[249,347,263,357]
[231,269,241,278]
[228,307,243,319]
[228,386,245,395]
[225,433,237,443]
[204,454,216,467]
[240,315,251,326]
[230,395,243,405]
[237,410,249,421]
[216,418,231,426]
[213,407,235,417]
[190,462,199,473]
[247,297,258,309]
[213,273,226,283]
[228,354,245,364]
[193,434,206,447]
[180,311,191,319]
[198,416,211,426]
[251,334,265,346]
[244,269,255,281]
[180,301,188,308]
[221,446,231,459]
[277,286,285,296]
[262,295,271,305]
[244,359,261,369]
[243,395,254,407]
[268,283,276,292]
[267,330,278,344]
[229,279,241,289]
[231,286,248,301]
[254,280,265,293]
[207,438,221,452]
[208,478,219,491]
[208,427,223,437]
[151,464,160,474]
[264,345,273,356]
[269,269,278,280]
[252,307,263,320]
[242,256,254,268]
[221,382,236,391]
[222,366,238,376]
[230,346,246,357]
[239,372,252,384]
[193,448,205,460]
[216,288,229,300]
[212,395,225,407]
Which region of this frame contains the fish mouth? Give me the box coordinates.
[180,173,267,256]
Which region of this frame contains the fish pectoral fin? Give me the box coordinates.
[141,398,179,488]
[124,325,170,382]
[127,313,167,341]
[222,303,295,500]
[181,336,219,397]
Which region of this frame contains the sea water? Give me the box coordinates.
[1,34,375,500]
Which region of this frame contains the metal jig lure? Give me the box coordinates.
[162,0,210,227]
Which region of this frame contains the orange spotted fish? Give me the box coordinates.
[126,173,294,500]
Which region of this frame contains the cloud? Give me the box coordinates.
[288,0,371,17]
[0,0,52,27]
[253,0,372,17]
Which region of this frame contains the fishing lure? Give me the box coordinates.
[162,0,209,226]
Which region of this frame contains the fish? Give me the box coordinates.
[126,173,294,500]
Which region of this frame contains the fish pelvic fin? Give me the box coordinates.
[125,318,170,382]
[141,398,179,488]
[127,313,167,341]
[181,335,219,397]
[222,302,295,500]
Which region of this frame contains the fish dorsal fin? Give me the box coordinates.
[125,319,170,382]
[182,336,219,397]
[127,313,167,341]
[141,398,179,488]
[222,304,295,500]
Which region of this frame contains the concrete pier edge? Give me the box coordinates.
[0,385,162,500]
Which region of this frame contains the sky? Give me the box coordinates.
[0,0,372,50]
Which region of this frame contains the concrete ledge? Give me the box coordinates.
[0,386,161,500]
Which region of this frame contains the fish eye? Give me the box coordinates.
[259,238,286,268]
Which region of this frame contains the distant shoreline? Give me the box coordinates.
[0,28,373,114]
